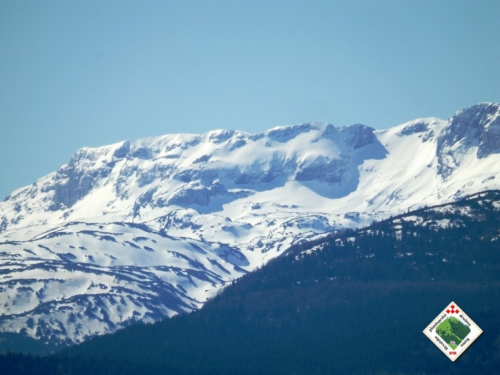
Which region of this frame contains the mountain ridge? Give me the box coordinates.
[0,102,499,347]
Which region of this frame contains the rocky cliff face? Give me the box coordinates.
[437,103,500,177]
[0,103,499,347]
[0,122,383,235]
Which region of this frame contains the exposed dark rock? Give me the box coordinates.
[437,103,500,178]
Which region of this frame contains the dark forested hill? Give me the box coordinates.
[2,191,500,374]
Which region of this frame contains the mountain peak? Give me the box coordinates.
[1,103,500,347]
[436,103,500,178]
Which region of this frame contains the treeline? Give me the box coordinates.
[3,282,499,374]
[1,191,500,374]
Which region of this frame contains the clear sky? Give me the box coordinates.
[1,0,499,200]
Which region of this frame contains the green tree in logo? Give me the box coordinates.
[436,317,471,349]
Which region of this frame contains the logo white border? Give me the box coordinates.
[423,301,482,361]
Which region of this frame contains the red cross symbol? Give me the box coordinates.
[447,305,459,314]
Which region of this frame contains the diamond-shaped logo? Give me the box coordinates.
[423,301,482,361]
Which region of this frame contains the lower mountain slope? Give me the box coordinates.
[0,222,247,349]
[3,190,499,374]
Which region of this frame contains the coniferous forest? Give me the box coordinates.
[1,191,500,374]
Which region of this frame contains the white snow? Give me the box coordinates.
[1,103,500,344]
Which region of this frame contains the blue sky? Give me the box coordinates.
[1,0,499,200]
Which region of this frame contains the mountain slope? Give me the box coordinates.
[0,102,499,347]
[0,222,247,347]
[62,190,500,374]
[3,190,499,374]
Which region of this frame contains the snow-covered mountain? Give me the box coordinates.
[1,102,499,347]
